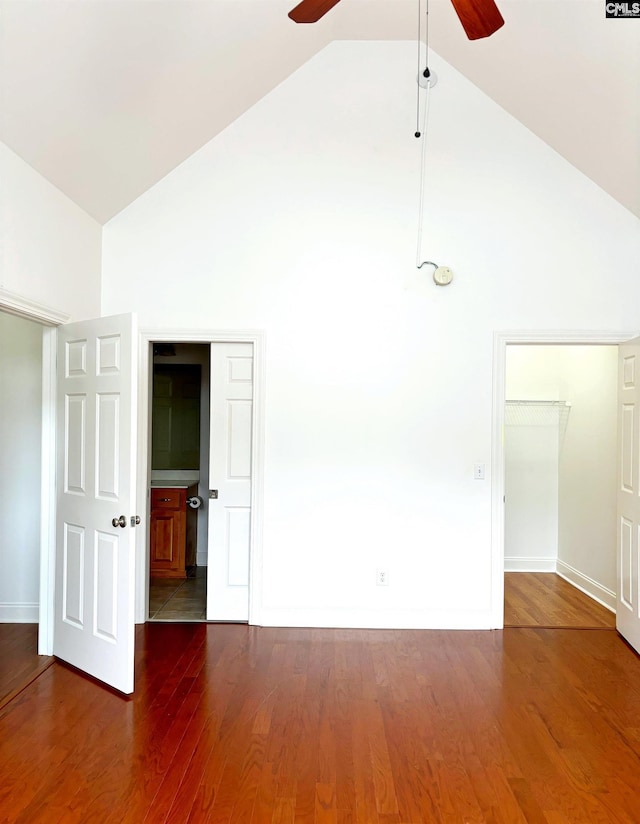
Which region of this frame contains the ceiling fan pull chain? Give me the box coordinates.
[416,77,433,269]
[415,0,422,137]
[415,0,435,268]
[415,0,431,138]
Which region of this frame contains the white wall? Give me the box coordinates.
[505,345,618,608]
[0,141,102,321]
[102,42,640,629]
[503,413,559,571]
[505,348,566,571]
[557,347,617,605]
[0,313,42,621]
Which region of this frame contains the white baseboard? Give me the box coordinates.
[257,606,494,630]
[504,557,557,573]
[196,552,208,567]
[0,602,39,623]
[556,560,616,613]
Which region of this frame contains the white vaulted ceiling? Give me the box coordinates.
[0,0,638,223]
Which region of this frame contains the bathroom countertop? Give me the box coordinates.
[150,480,197,489]
[150,470,199,489]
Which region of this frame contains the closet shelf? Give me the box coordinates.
[505,400,572,428]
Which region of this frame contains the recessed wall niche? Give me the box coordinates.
[151,364,201,470]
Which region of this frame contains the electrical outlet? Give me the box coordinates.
[376,568,389,586]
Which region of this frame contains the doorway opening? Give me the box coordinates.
[138,331,264,628]
[491,330,637,631]
[501,342,618,629]
[148,343,210,621]
[0,311,43,625]
[0,310,56,707]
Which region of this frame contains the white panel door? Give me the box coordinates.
[617,336,640,653]
[54,314,138,694]
[207,342,253,621]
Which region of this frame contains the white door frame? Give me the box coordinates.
[491,330,638,628]
[0,287,71,656]
[137,329,266,626]
[39,327,57,654]
[2,294,267,651]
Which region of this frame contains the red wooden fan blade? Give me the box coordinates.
[288,0,342,23]
[449,0,504,40]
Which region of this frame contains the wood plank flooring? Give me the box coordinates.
[504,572,616,629]
[1,621,640,823]
[0,624,54,712]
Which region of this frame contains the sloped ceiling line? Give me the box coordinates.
[0,0,637,222]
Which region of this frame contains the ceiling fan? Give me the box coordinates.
[288,0,504,41]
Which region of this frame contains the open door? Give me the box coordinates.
[617,336,640,653]
[54,313,138,694]
[207,342,253,621]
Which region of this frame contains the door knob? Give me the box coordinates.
[112,515,127,528]
[130,515,141,527]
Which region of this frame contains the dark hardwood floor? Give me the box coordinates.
[1,620,640,823]
[504,572,617,629]
[0,624,54,712]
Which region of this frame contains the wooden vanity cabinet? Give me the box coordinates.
[149,487,187,578]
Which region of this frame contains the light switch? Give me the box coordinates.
[474,463,485,480]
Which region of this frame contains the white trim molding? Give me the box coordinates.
[491,330,638,629]
[0,287,70,326]
[259,606,494,631]
[556,560,616,613]
[0,602,39,623]
[504,558,557,573]
[38,328,57,654]
[137,328,266,627]
[0,298,63,650]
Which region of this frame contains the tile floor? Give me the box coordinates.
[149,566,206,621]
